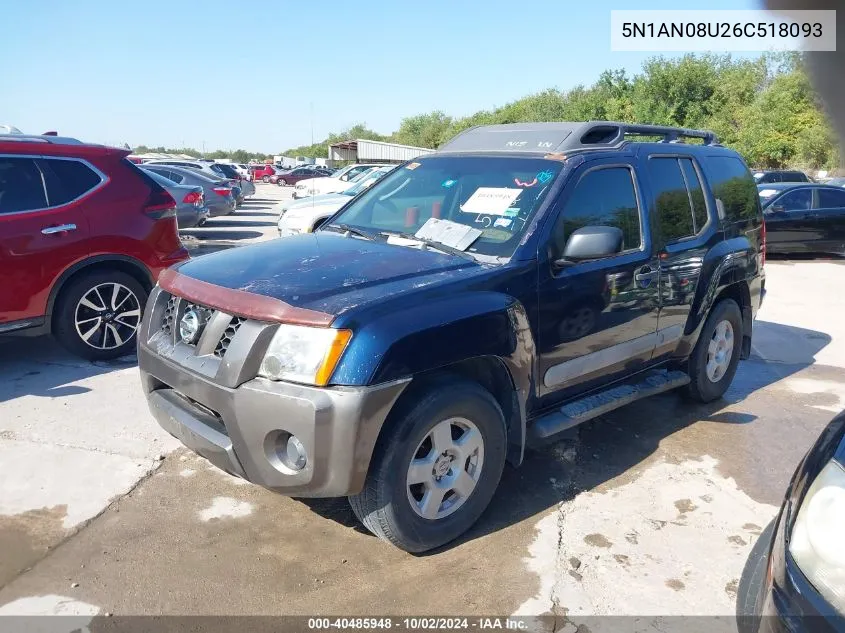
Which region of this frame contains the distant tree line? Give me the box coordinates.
[283,52,840,171]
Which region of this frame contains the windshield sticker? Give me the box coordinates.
[442,179,457,188]
[405,162,421,170]
[514,177,537,188]
[536,169,555,184]
[494,217,512,228]
[460,187,522,215]
[474,215,493,228]
[504,208,520,217]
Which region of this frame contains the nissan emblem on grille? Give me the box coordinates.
[179,309,205,344]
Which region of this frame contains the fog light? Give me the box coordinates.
[286,435,307,470]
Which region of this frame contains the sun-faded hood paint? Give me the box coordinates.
[172,232,484,319]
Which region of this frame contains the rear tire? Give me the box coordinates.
[53,271,147,361]
[348,380,507,553]
[262,175,270,183]
[277,179,287,186]
[686,298,743,402]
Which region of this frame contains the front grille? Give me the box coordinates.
[214,317,245,358]
[162,296,178,335]
[157,292,248,360]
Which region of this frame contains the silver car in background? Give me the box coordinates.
[143,169,209,228]
[141,159,245,204]
[140,165,236,217]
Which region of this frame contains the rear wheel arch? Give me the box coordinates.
[47,255,153,327]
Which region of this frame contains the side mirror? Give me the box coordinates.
[554,226,624,268]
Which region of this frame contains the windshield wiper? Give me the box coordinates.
[326,223,380,241]
[382,231,477,261]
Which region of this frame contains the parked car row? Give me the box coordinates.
[250,163,334,184]
[142,159,255,203]
[141,164,239,217]
[276,165,397,237]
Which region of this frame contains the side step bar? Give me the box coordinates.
[527,369,690,445]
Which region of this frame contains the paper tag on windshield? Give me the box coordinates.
[415,218,482,251]
[460,188,522,216]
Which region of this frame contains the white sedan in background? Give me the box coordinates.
[292,163,383,199]
[278,166,397,237]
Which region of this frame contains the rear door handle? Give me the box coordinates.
[41,224,77,235]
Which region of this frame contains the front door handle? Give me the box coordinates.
[41,224,77,235]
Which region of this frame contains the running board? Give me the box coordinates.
[528,369,690,444]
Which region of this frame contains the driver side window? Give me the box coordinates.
[551,166,642,256]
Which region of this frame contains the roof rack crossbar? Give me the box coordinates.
[600,122,718,145]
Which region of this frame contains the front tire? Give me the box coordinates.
[262,175,270,183]
[686,298,743,402]
[53,271,147,361]
[349,380,507,553]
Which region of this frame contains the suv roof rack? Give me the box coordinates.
[436,121,720,155]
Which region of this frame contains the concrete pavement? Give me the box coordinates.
[0,196,843,625]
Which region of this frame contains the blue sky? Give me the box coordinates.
[1,0,764,153]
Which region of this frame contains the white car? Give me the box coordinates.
[293,163,383,199]
[232,163,252,181]
[278,166,395,237]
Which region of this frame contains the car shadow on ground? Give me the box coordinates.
[0,337,136,403]
[301,320,831,551]
[194,220,278,228]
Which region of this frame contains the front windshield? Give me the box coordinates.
[323,156,562,258]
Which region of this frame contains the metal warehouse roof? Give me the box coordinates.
[437,121,719,155]
[328,138,433,162]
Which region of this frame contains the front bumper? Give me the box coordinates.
[138,286,409,497]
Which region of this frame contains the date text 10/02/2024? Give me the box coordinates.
[307,617,529,630]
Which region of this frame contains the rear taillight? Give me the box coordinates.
[761,219,767,266]
[143,187,177,218]
[183,191,202,205]
[213,187,232,197]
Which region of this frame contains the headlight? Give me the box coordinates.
[258,324,351,386]
[789,459,845,612]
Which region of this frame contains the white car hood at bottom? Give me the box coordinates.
[277,194,353,234]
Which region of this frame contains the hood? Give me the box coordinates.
[173,232,484,319]
[278,192,350,215]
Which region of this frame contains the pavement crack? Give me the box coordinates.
[0,436,158,461]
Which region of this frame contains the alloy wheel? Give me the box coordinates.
[406,417,485,520]
[706,319,734,382]
[74,282,142,350]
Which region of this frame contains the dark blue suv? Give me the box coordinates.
[138,121,766,552]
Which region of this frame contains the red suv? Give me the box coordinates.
[0,134,189,360]
[250,164,278,182]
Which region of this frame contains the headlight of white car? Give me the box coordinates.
[258,324,351,386]
[789,459,845,612]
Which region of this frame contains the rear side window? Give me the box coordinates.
[41,159,102,206]
[818,188,845,208]
[680,159,708,231]
[783,171,808,182]
[0,157,48,213]
[701,156,760,222]
[776,189,812,211]
[647,158,695,242]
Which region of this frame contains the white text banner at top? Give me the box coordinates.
[611,10,836,52]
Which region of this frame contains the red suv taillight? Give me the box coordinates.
[183,191,202,206]
[213,187,232,196]
[143,187,177,218]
